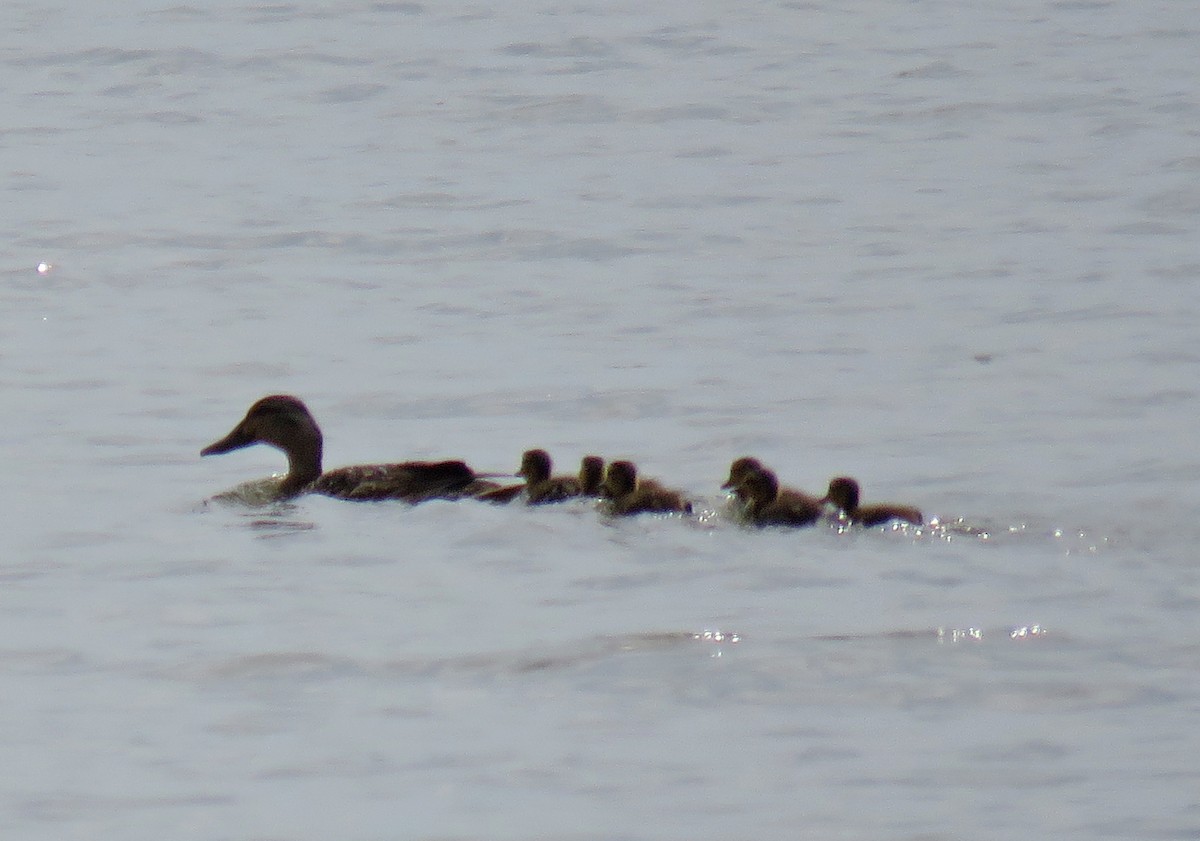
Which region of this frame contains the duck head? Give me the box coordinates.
[201,395,324,493]
[518,449,553,483]
[742,467,781,506]
[721,456,765,491]
[822,476,860,514]
[600,460,638,499]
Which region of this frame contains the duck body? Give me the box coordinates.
[849,503,924,528]
[311,460,484,502]
[201,395,487,504]
[601,460,692,516]
[473,482,526,504]
[822,476,923,526]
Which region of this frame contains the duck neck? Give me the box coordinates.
[279,437,323,497]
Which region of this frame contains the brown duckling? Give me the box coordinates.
[201,394,491,503]
[476,449,595,504]
[822,476,923,527]
[722,457,823,513]
[578,455,605,496]
[739,467,822,527]
[600,460,692,516]
[519,448,584,504]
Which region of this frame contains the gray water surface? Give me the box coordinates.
[2,2,1198,839]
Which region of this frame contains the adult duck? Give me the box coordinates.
[822,476,923,527]
[201,394,495,503]
[600,460,692,516]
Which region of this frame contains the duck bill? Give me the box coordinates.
[201,423,255,456]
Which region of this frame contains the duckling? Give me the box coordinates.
[722,457,823,515]
[739,467,822,527]
[520,449,585,504]
[822,476,923,527]
[475,449,589,504]
[600,460,692,516]
[578,455,605,496]
[201,395,490,503]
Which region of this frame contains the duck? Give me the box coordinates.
[521,449,587,503]
[201,394,496,503]
[738,467,822,527]
[578,455,605,496]
[822,476,923,526]
[600,460,692,516]
[475,448,586,505]
[722,456,823,515]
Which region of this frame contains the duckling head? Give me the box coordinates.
[722,456,765,491]
[518,449,553,482]
[601,460,638,498]
[742,467,781,505]
[822,476,860,514]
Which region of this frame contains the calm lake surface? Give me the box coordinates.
[2,2,1198,838]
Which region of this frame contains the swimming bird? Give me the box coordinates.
[520,449,585,504]
[738,467,822,527]
[200,394,494,503]
[578,455,605,496]
[722,457,823,516]
[822,476,923,526]
[600,460,692,516]
[474,448,585,505]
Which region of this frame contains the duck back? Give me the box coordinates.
[313,460,477,502]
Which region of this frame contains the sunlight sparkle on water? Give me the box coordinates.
[937,627,983,643]
[936,625,1045,643]
[695,629,740,658]
[695,630,740,644]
